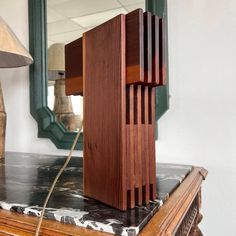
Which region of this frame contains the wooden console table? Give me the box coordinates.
[0,153,207,236]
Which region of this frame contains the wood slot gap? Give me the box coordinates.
[127,190,131,208]
[141,86,145,124]
[148,87,152,124]
[126,86,130,124]
[134,86,138,124]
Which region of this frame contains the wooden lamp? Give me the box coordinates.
[65,9,167,210]
[0,16,33,158]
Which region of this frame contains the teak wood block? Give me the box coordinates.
[152,15,160,85]
[66,9,162,210]
[126,9,144,84]
[149,87,157,200]
[126,85,135,208]
[133,85,143,206]
[143,12,152,84]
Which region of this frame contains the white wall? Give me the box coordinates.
[157,0,236,235]
[0,0,236,235]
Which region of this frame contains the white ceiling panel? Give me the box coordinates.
[47,0,71,7]
[52,0,121,18]
[47,7,66,23]
[49,29,85,44]
[72,8,127,28]
[48,19,83,36]
[119,0,144,6]
[126,2,145,12]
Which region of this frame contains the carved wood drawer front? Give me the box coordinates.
[140,167,207,236]
[175,193,200,236]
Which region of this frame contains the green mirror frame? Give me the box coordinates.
[28,0,169,150]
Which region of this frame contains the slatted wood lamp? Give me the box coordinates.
[0,16,33,158]
[65,9,166,210]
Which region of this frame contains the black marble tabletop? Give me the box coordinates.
[0,152,192,235]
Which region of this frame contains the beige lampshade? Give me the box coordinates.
[0,16,33,68]
[48,43,65,71]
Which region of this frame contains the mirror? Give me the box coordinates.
[28,0,169,149]
[46,0,145,132]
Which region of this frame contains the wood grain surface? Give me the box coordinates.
[143,12,152,84]
[159,18,167,86]
[126,85,135,208]
[152,15,160,85]
[126,9,144,84]
[83,14,127,210]
[143,86,150,204]
[148,87,157,200]
[65,10,163,209]
[65,37,83,95]
[133,85,143,205]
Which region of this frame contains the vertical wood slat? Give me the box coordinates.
[140,86,150,204]
[141,86,146,198]
[142,11,153,204]
[143,86,150,204]
[143,12,152,84]
[159,18,167,85]
[130,85,135,208]
[149,87,157,200]
[83,15,127,210]
[152,15,160,85]
[133,85,143,205]
[126,9,144,84]
[126,85,135,208]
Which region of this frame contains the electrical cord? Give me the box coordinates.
[35,120,84,236]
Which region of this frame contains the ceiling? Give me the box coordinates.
[47,0,145,46]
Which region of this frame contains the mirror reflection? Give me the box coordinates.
[46,0,145,132]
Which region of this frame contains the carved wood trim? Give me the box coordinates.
[175,197,198,236]
[140,167,207,236]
